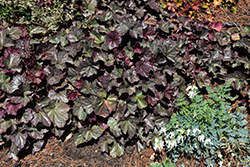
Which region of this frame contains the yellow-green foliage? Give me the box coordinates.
[0,0,76,32]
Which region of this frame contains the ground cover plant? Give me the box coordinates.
[0,0,250,166]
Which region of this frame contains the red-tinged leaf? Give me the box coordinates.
[76,58,99,77]
[4,47,19,58]
[28,127,48,140]
[210,22,222,32]
[67,90,79,101]
[100,73,117,92]
[136,61,152,78]
[0,29,14,50]
[113,100,127,119]
[26,69,43,84]
[164,84,176,100]
[3,101,22,116]
[31,110,51,127]
[106,30,122,48]
[36,43,58,60]
[143,26,156,41]
[143,16,157,25]
[10,131,28,149]
[65,42,83,57]
[93,94,117,118]
[132,42,144,54]
[43,66,64,85]
[75,79,84,89]
[125,69,139,84]
[0,118,18,134]
[147,1,160,12]
[0,108,6,117]
[66,27,84,43]
[150,71,167,86]
[51,51,74,70]
[32,140,44,153]
[2,52,22,73]
[20,109,33,123]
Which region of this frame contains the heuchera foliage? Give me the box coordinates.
[0,0,250,160]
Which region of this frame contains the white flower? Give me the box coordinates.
[192,128,201,136]
[228,162,231,167]
[194,143,198,149]
[186,129,191,136]
[176,129,183,133]
[153,138,164,151]
[198,134,205,142]
[186,85,198,98]
[204,138,213,146]
[177,135,184,143]
[218,161,223,167]
[166,140,177,150]
[159,127,167,134]
[218,152,222,158]
[166,132,175,139]
[231,153,235,157]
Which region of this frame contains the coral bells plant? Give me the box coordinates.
[154,82,250,166]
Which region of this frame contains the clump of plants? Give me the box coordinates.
[153,82,250,166]
[158,0,238,20]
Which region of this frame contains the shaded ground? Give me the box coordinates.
[0,1,250,167]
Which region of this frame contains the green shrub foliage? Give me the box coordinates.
[0,0,250,162]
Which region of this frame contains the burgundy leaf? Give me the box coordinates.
[164,84,176,100]
[67,90,79,101]
[210,22,222,32]
[106,30,122,48]
[125,69,139,84]
[4,101,22,116]
[26,69,43,84]
[100,74,117,92]
[132,42,144,54]
[75,79,84,89]
[4,47,19,58]
[136,61,152,78]
[0,108,6,117]
[143,26,156,41]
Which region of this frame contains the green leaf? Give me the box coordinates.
[82,125,102,141]
[80,80,99,95]
[0,73,11,92]
[81,0,97,17]
[93,52,115,66]
[0,118,18,134]
[75,133,87,146]
[7,27,22,40]
[44,101,70,128]
[132,90,147,109]
[73,99,87,121]
[107,117,122,137]
[90,30,105,44]
[0,29,14,50]
[119,118,137,139]
[98,132,114,152]
[109,141,124,158]
[51,51,73,70]
[67,27,84,43]
[31,110,51,127]
[159,21,176,33]
[93,94,117,118]
[2,53,22,72]
[154,102,172,116]
[50,29,69,46]
[28,26,47,35]
[48,89,69,103]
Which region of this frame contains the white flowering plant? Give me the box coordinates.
[155,82,250,167]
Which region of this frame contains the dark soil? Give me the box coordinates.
[1,1,250,167]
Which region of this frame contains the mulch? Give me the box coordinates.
[1,1,250,167]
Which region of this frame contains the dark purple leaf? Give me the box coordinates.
[125,69,139,84]
[93,94,117,118]
[150,71,167,86]
[116,17,134,35]
[44,66,64,85]
[100,73,117,92]
[67,27,84,43]
[15,38,31,58]
[36,43,58,60]
[67,90,79,101]
[75,79,84,89]
[51,51,74,70]
[113,100,127,119]
[132,42,144,54]
[147,1,160,12]
[26,69,43,84]
[136,61,152,78]
[210,22,222,32]
[147,93,160,106]
[106,30,122,48]
[154,102,172,116]
[65,42,83,57]
[10,131,28,149]
[159,39,179,63]
[2,52,22,73]
[76,58,99,77]
[164,84,176,100]
[0,108,6,117]
[4,47,19,57]
[143,26,156,41]
[31,110,51,127]
[4,101,22,116]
